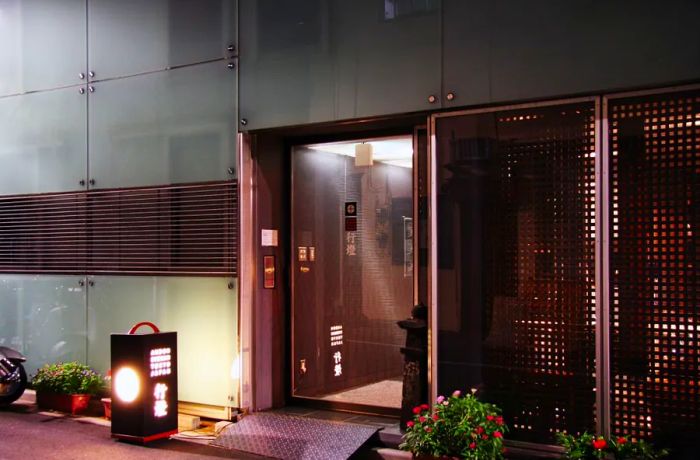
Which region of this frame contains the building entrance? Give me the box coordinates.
[290,136,414,411]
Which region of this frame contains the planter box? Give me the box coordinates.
[36,391,91,415]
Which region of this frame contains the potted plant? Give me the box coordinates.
[556,432,669,459]
[399,390,508,459]
[32,362,105,415]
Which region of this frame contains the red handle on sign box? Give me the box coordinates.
[127,321,161,335]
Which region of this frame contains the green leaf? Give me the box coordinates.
[31,362,105,396]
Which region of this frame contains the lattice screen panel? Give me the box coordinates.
[609,90,700,441]
[435,101,597,443]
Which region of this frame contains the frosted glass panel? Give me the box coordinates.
[239,0,440,130]
[88,0,236,80]
[0,0,86,97]
[0,88,87,195]
[89,61,237,189]
[87,276,238,407]
[0,275,87,376]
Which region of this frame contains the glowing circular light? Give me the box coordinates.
[114,367,140,403]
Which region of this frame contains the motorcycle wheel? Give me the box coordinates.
[0,363,27,405]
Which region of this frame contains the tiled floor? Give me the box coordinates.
[319,379,403,408]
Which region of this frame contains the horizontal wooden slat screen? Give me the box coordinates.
[0,181,237,276]
[0,192,87,273]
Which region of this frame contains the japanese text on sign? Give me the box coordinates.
[333,351,343,377]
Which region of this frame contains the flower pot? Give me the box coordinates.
[101,397,111,420]
[36,391,91,415]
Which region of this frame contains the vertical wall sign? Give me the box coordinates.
[344,201,358,232]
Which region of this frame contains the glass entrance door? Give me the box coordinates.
[291,136,414,410]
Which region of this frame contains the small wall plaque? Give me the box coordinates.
[298,246,308,261]
[261,229,278,247]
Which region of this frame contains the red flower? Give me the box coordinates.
[486,415,495,421]
[469,442,476,449]
[482,435,489,440]
[412,406,421,414]
[432,414,439,421]
[420,403,429,410]
[475,426,484,434]
[406,421,414,428]
[493,431,503,439]
[419,416,426,423]
[593,438,607,450]
[424,426,432,433]
[496,416,504,426]
[617,437,627,445]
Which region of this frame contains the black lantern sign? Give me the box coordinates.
[111,322,178,443]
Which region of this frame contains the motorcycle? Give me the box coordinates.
[0,346,27,405]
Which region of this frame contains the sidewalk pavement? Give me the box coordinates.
[0,392,262,460]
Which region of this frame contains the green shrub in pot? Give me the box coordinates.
[400,390,508,459]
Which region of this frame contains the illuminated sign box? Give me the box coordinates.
[111,322,178,443]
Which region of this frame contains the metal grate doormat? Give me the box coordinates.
[210,412,378,460]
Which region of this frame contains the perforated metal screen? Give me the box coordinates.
[435,101,597,443]
[609,90,700,442]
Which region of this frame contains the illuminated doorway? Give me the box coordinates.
[290,136,414,411]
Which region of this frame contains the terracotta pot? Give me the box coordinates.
[36,391,91,415]
[101,397,111,420]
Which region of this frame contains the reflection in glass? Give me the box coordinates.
[292,137,414,408]
[0,275,87,375]
[435,103,597,442]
